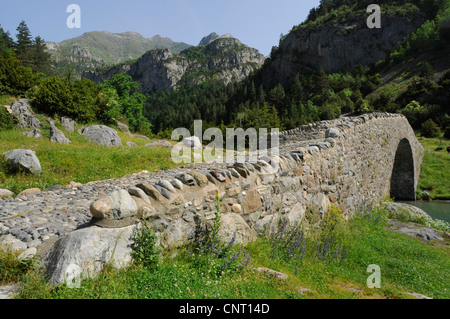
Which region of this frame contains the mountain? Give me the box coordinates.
[260,5,427,88]
[45,31,192,77]
[84,33,265,92]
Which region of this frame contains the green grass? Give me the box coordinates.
[10,206,450,299]
[416,136,450,199]
[0,123,178,195]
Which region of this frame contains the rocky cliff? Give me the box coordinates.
[262,11,426,88]
[84,34,265,92]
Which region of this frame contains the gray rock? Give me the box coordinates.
[79,125,122,147]
[49,120,70,144]
[10,99,41,130]
[145,140,173,148]
[61,117,75,132]
[306,146,320,154]
[24,128,42,139]
[256,267,288,280]
[326,128,340,138]
[18,247,37,261]
[128,187,151,204]
[382,202,433,222]
[169,179,184,191]
[228,168,241,178]
[175,173,196,186]
[387,220,444,241]
[0,284,20,300]
[115,120,132,135]
[161,219,195,249]
[0,189,14,198]
[41,225,136,284]
[90,190,138,221]
[3,149,42,175]
[156,179,177,193]
[218,213,256,246]
[127,141,137,147]
[209,171,226,183]
[153,184,171,200]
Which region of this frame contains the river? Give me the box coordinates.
[401,201,450,223]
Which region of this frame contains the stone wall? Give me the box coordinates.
[36,112,424,283]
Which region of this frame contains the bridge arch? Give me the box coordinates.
[390,138,416,200]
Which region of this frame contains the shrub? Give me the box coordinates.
[0,106,17,130]
[188,191,251,275]
[444,126,450,139]
[131,221,160,269]
[421,119,441,138]
[0,247,37,285]
[30,76,101,123]
[0,50,37,96]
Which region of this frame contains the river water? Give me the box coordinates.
[401,201,450,222]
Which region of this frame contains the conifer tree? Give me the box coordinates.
[32,36,51,73]
[15,21,33,67]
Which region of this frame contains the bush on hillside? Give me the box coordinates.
[0,50,38,96]
[0,106,17,130]
[30,76,101,123]
[421,119,441,137]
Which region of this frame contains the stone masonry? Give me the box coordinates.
[0,112,424,284]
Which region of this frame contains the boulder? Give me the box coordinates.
[0,234,27,251]
[48,120,70,144]
[23,128,42,139]
[79,125,122,147]
[18,188,41,197]
[115,120,132,136]
[60,117,76,132]
[41,225,136,285]
[160,219,196,249]
[382,202,433,222]
[175,173,196,186]
[218,213,256,246]
[128,187,151,204]
[145,140,173,148]
[210,171,226,183]
[2,149,42,175]
[0,189,14,198]
[156,179,177,193]
[89,190,139,228]
[136,184,166,202]
[169,179,184,191]
[10,99,41,130]
[242,189,262,214]
[387,219,444,241]
[325,128,340,138]
[190,170,209,187]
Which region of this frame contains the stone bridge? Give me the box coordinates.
[32,113,425,283]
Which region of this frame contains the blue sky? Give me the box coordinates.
[0,0,320,56]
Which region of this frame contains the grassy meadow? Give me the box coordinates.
[0,118,179,195]
[416,136,450,200]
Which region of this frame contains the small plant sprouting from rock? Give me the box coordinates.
[188,191,251,275]
[131,221,160,269]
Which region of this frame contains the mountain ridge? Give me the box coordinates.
[45,31,193,77]
[84,34,266,92]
